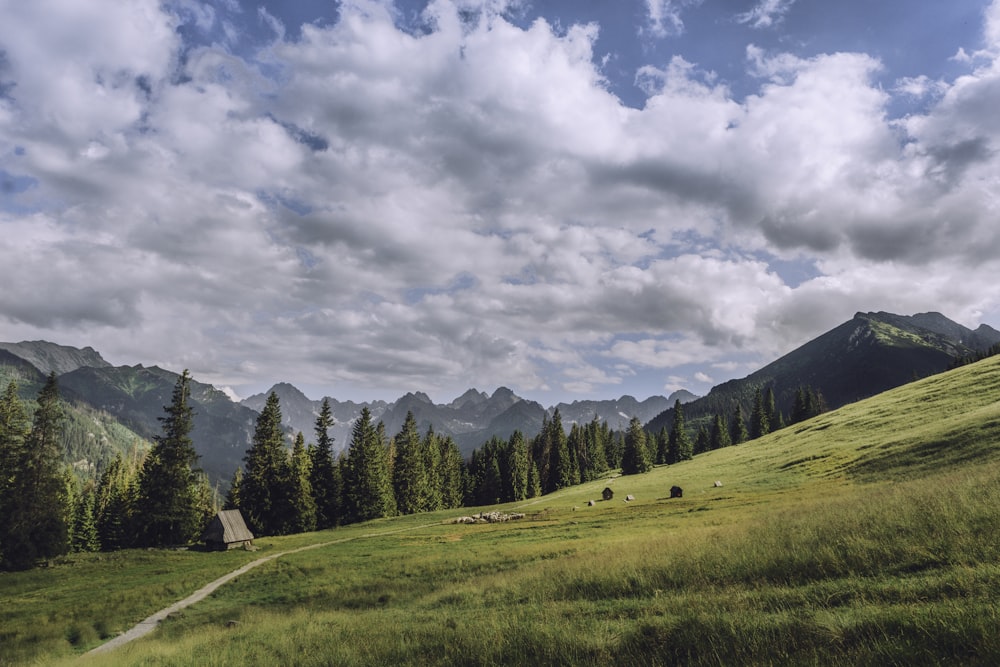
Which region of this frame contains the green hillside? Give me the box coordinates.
[647,310,1000,435]
[4,356,1000,666]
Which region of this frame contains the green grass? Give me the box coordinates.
[4,357,1000,666]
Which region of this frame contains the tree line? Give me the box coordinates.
[1,369,831,568]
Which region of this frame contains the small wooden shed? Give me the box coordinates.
[203,509,254,550]
[602,487,614,501]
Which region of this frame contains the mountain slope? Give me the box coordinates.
[0,340,111,376]
[647,311,1000,434]
[58,365,257,484]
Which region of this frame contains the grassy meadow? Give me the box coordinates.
[4,356,1000,665]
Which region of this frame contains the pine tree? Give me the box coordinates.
[507,431,529,501]
[527,460,541,498]
[730,403,749,445]
[0,380,31,568]
[283,432,316,533]
[694,425,710,455]
[709,413,731,450]
[95,453,140,551]
[2,374,72,568]
[421,426,442,512]
[545,410,573,493]
[764,387,778,432]
[749,388,770,440]
[224,467,243,510]
[667,400,693,463]
[393,412,428,515]
[309,398,339,529]
[71,484,100,553]
[621,416,652,475]
[437,434,464,509]
[583,416,608,480]
[343,407,396,523]
[241,391,289,535]
[135,370,203,547]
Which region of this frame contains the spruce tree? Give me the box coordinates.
[749,388,770,440]
[95,453,139,551]
[224,467,243,510]
[309,399,338,528]
[527,460,541,499]
[0,380,31,568]
[71,484,100,553]
[343,407,395,523]
[392,411,428,515]
[709,413,731,450]
[583,416,608,480]
[694,425,710,455]
[621,416,652,475]
[545,410,573,492]
[421,426,442,512]
[135,370,203,547]
[730,403,749,445]
[283,432,316,533]
[764,387,778,432]
[507,430,529,501]
[241,391,289,535]
[667,400,693,463]
[437,434,464,509]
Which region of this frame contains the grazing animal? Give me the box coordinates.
[670,485,683,498]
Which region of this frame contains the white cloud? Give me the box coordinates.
[736,0,797,29]
[642,0,703,39]
[1,0,999,404]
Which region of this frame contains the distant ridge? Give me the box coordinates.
[0,340,111,376]
[646,310,1000,434]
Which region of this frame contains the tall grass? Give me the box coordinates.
[4,357,1000,666]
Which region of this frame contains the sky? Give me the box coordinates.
[1,0,999,406]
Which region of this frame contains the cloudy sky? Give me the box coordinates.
[1,0,999,406]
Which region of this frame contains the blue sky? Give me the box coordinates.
[1,0,999,406]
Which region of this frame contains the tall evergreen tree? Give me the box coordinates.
[764,387,779,432]
[71,484,100,553]
[282,432,316,534]
[709,413,731,450]
[667,400,693,464]
[421,426,443,512]
[694,425,710,455]
[95,452,140,551]
[0,380,31,568]
[135,370,203,547]
[543,410,573,493]
[527,460,541,499]
[224,467,243,511]
[241,391,289,535]
[749,388,770,440]
[621,416,652,475]
[309,398,339,529]
[507,430,529,501]
[343,407,396,523]
[393,412,428,515]
[730,403,749,445]
[437,434,464,510]
[2,374,72,568]
[583,416,608,481]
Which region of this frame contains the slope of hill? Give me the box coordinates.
[647,310,1000,434]
[58,365,257,484]
[10,355,1000,666]
[0,340,111,376]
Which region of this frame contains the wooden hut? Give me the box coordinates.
[203,509,254,550]
[602,487,614,501]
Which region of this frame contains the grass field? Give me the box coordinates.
[4,356,1000,666]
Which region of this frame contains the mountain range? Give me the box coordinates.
[646,311,1000,433]
[2,311,996,488]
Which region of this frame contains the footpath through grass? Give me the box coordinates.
[3,356,1000,666]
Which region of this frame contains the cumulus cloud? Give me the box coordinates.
[0,0,999,403]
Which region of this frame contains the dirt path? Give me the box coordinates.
[86,522,438,657]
